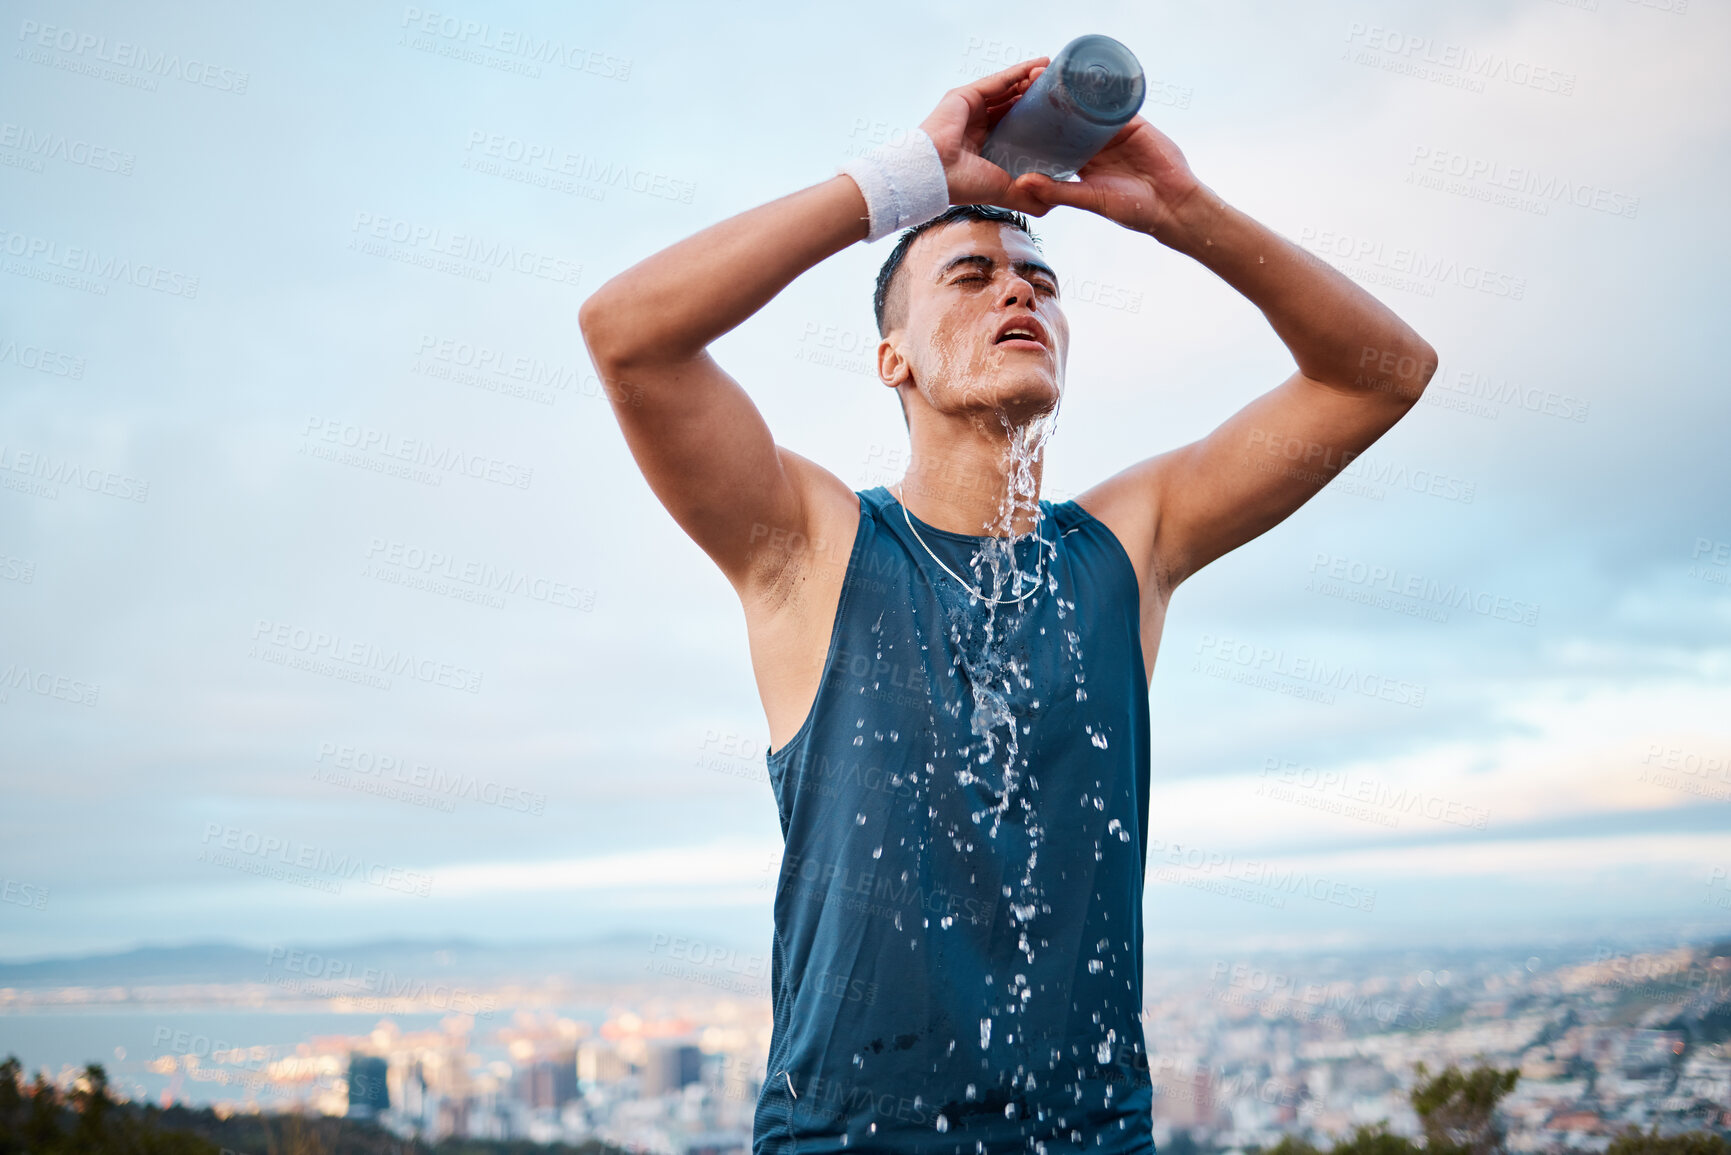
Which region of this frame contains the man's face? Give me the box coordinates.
[882,219,1070,428]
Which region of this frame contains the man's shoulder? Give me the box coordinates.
[1069,462,1169,603]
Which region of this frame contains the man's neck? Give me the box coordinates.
[892,422,1048,538]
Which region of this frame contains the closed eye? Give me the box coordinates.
[954,273,1058,294]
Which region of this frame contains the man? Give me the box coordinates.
[579,56,1435,1155]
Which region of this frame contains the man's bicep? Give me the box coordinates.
[1152,370,1414,585]
[599,350,832,592]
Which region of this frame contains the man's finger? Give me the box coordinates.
[1015,173,1087,210]
[966,56,1049,101]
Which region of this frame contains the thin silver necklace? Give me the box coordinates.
[893,482,1046,606]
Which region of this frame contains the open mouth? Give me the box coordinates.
[993,316,1048,349]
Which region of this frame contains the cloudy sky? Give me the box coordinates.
[2,0,1727,965]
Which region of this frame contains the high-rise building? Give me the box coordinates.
[386,1057,431,1136]
[345,1053,390,1119]
[516,1051,578,1109]
[641,1042,702,1098]
[577,1041,631,1087]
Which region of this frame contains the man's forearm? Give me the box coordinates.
[1157,192,1437,399]
[579,175,871,368]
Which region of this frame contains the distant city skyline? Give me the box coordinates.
[3,934,1726,1153]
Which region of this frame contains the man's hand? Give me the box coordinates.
[918,57,1058,218]
[1008,69,1206,240]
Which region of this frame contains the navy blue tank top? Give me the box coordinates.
[754,485,1155,1154]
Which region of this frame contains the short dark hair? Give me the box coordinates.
[872,204,1041,339]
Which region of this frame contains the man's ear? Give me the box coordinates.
[876,335,912,388]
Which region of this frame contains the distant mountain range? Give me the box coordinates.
[8,931,1726,994]
[0,931,714,988]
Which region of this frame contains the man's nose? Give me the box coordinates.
[998,276,1037,307]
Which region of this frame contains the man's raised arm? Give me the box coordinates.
[1015,110,1438,594]
[577,58,1054,598]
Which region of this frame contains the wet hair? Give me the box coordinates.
[872,205,1042,428]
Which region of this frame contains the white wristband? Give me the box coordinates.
[836,127,951,243]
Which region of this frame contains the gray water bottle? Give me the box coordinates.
[981,35,1146,181]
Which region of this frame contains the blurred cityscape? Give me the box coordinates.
[2,934,1728,1155]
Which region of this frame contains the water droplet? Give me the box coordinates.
[936,1115,950,1133]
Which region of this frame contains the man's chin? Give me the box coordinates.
[980,386,1062,427]
[948,376,1061,421]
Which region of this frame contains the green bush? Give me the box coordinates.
[1606,1126,1731,1155]
[0,1056,621,1155]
